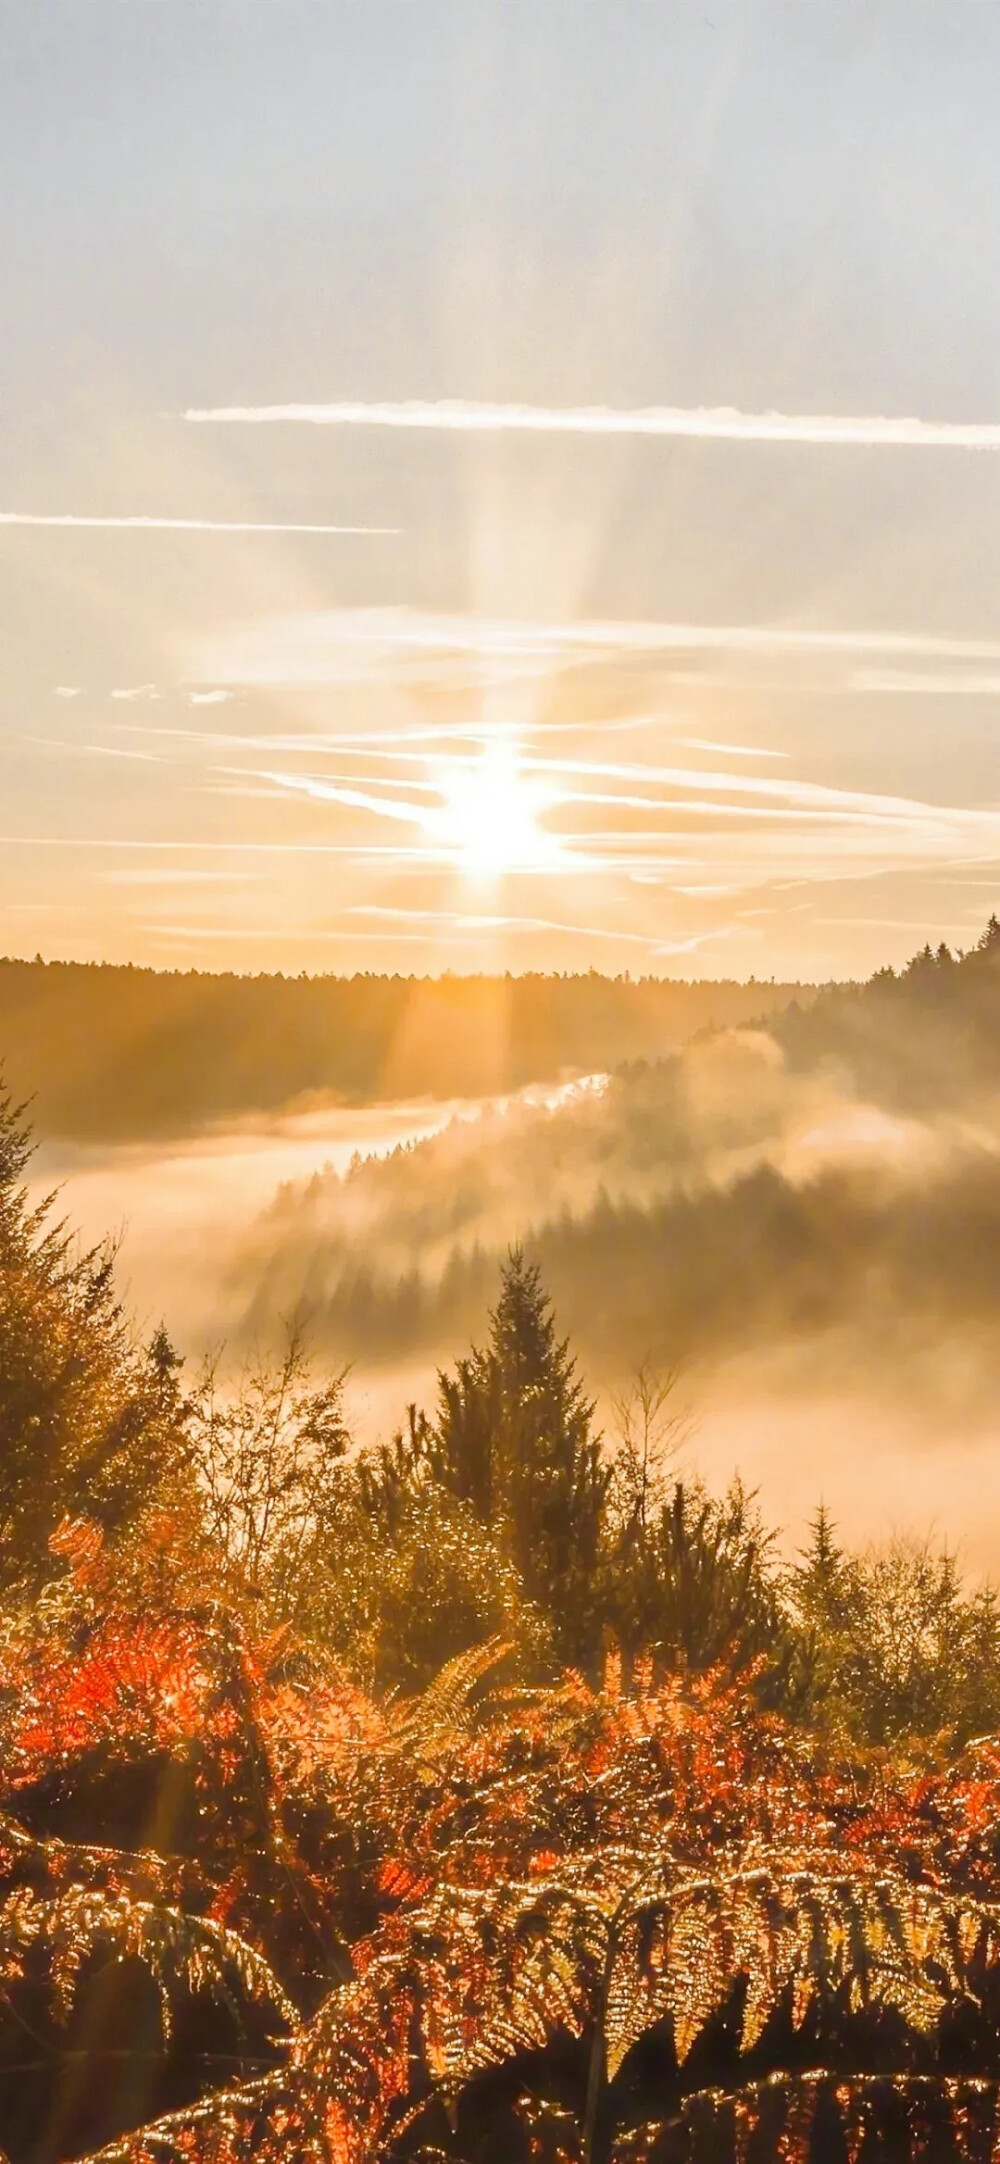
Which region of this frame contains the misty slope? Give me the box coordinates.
[232,924,1000,1389]
[775,916,1000,1112]
[0,958,808,1141]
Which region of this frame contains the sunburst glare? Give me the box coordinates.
[425,742,564,877]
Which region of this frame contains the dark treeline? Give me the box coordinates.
[0,955,809,1139]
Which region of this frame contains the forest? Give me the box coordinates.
[4,1039,1000,2164]
[0,963,807,1143]
[227,920,1000,1394]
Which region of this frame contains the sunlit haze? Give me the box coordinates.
[4,3,1000,979]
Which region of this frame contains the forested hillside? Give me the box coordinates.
[0,960,809,1141]
[232,921,1000,1385]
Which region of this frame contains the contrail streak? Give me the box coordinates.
[184,397,1000,450]
[0,512,399,534]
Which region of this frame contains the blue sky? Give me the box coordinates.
[5,1,1000,979]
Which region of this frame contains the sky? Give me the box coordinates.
[5,0,1000,983]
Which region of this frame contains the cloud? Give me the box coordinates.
[678,738,789,760]
[236,741,1000,891]
[183,396,1000,451]
[0,511,398,535]
[112,685,160,702]
[80,743,163,764]
[189,689,235,706]
[54,686,81,699]
[345,903,691,951]
[105,868,262,886]
[852,669,1000,696]
[199,607,1000,689]
[19,733,159,764]
[261,769,435,827]
[521,752,951,823]
[0,836,449,856]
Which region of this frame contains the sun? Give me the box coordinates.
[426,742,562,877]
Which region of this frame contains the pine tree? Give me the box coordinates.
[794,1503,851,1634]
[432,1249,609,1668]
[0,1085,188,1587]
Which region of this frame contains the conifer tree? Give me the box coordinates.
[0,1085,188,1587]
[432,1248,609,1667]
[793,1503,852,1635]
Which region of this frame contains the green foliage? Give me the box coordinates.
[609,1469,788,1680]
[791,1513,1000,1745]
[303,1463,551,1694]
[188,1333,350,1622]
[0,1087,188,1590]
[431,1249,610,1669]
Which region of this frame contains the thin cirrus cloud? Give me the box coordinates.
[852,669,1000,696]
[252,758,1000,877]
[184,396,1000,451]
[257,746,974,828]
[0,511,398,535]
[104,868,263,886]
[199,608,1000,688]
[20,733,163,765]
[346,904,676,950]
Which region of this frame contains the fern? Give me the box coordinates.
[387,1636,512,1756]
[13,1605,1000,2163]
[70,2076,295,2164]
[615,2073,1000,2164]
[601,1861,1000,2074]
[0,1881,296,2040]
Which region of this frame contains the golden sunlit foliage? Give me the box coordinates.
[6,1079,1000,2160]
[6,1609,1000,2163]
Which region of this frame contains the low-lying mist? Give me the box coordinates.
[28,934,1000,1570]
[231,1019,1000,1378]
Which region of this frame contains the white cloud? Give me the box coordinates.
[0,511,397,535]
[249,749,1000,885]
[199,607,1000,689]
[54,685,81,699]
[852,669,1000,695]
[184,396,1000,451]
[677,738,788,759]
[80,743,163,764]
[112,685,160,702]
[104,868,260,885]
[346,904,671,947]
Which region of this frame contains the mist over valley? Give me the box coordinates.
[17,932,1000,1569]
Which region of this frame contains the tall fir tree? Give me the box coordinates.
[0,1085,188,1586]
[431,1248,609,1668]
